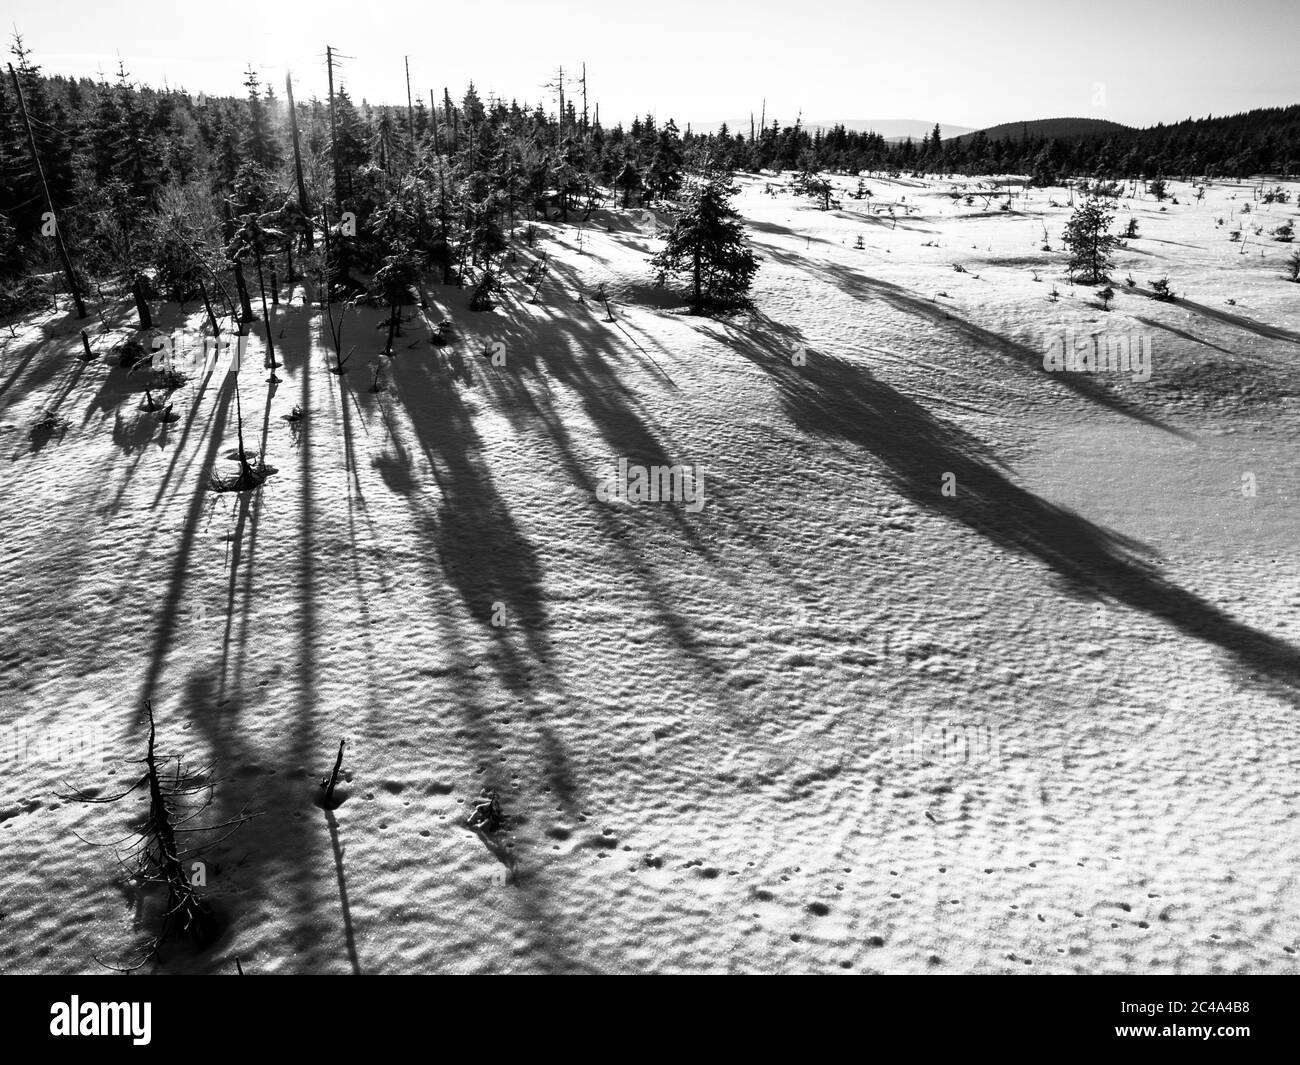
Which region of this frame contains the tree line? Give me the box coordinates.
[0,38,699,317]
[2,33,1297,320]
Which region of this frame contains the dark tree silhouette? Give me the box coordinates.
[1062,197,1122,283]
[650,176,758,314]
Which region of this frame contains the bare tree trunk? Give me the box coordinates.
[233,386,254,483]
[254,247,277,372]
[557,65,565,148]
[404,56,415,163]
[323,740,345,805]
[580,62,588,135]
[232,260,255,323]
[327,46,342,208]
[199,281,219,336]
[9,62,86,318]
[285,71,313,250]
[131,276,153,330]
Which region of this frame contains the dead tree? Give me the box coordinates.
[467,787,503,833]
[318,739,347,809]
[8,63,86,318]
[285,72,313,251]
[595,282,615,322]
[68,700,254,970]
[319,206,354,376]
[525,252,549,304]
[209,386,270,492]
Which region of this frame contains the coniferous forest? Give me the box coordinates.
[3,33,1299,320]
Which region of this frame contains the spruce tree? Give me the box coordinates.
[615,160,642,208]
[650,176,758,314]
[110,61,161,205]
[646,120,683,199]
[331,86,370,206]
[1061,197,1121,283]
[8,36,75,236]
[87,77,123,186]
[241,68,281,170]
[373,244,419,354]
[0,75,25,233]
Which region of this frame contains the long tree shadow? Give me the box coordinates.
[378,469,597,971]
[0,332,57,408]
[133,373,238,720]
[1175,297,1300,345]
[507,261,717,553]
[325,810,363,974]
[750,236,1191,437]
[171,310,342,972]
[381,280,748,899]
[216,484,268,705]
[275,299,581,969]
[715,319,1300,703]
[178,668,326,973]
[388,351,554,681]
[435,294,740,696]
[1132,315,1240,358]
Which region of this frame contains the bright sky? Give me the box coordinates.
[9,0,1299,131]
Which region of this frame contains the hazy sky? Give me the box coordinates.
[10,0,1299,131]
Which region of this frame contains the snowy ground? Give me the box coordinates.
[2,173,1299,974]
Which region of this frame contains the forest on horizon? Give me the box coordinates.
[3,34,1299,322]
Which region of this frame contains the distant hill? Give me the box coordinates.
[955,117,1132,143]
[691,104,1300,177]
